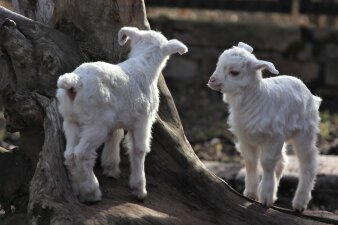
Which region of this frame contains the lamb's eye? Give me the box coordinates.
[230,71,240,76]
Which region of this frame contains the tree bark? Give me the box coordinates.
[1,1,338,224]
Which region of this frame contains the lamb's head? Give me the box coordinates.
[118,26,188,58]
[207,42,278,94]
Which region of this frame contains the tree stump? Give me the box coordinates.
[0,1,337,224]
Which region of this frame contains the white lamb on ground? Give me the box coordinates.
[207,42,321,212]
[56,27,188,203]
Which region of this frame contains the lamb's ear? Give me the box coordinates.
[250,59,279,74]
[238,42,253,53]
[118,27,140,46]
[162,39,188,55]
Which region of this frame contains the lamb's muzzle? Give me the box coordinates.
[207,75,222,92]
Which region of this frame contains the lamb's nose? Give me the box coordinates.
[209,77,216,83]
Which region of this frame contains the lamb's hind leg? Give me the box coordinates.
[275,144,288,185]
[128,120,152,201]
[291,131,318,212]
[101,129,124,179]
[72,124,109,203]
[63,120,81,196]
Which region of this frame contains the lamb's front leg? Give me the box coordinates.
[259,139,284,207]
[239,142,260,200]
[128,121,152,201]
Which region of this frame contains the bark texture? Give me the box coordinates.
[0,1,338,224]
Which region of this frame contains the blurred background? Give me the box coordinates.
[0,0,337,214]
[146,0,338,159]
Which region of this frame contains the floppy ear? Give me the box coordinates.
[162,39,188,56]
[238,42,253,53]
[118,27,140,46]
[250,59,279,74]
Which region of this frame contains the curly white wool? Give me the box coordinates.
[56,27,188,203]
[208,42,321,212]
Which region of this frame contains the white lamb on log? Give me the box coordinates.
[56,27,188,203]
[207,42,321,212]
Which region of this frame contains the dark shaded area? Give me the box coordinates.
[146,0,292,13]
[0,148,31,215]
[146,0,338,15]
[300,0,338,15]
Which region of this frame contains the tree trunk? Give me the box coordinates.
[0,1,338,224]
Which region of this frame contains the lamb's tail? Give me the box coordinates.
[57,72,81,90]
[57,73,82,100]
[313,95,322,110]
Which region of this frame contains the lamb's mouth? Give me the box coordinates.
[207,83,222,92]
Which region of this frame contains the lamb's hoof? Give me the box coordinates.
[259,196,274,208]
[64,152,75,166]
[129,176,146,201]
[103,167,120,179]
[131,188,147,202]
[79,188,102,204]
[292,201,306,213]
[292,194,310,213]
[294,208,305,214]
[261,202,272,208]
[243,190,258,201]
